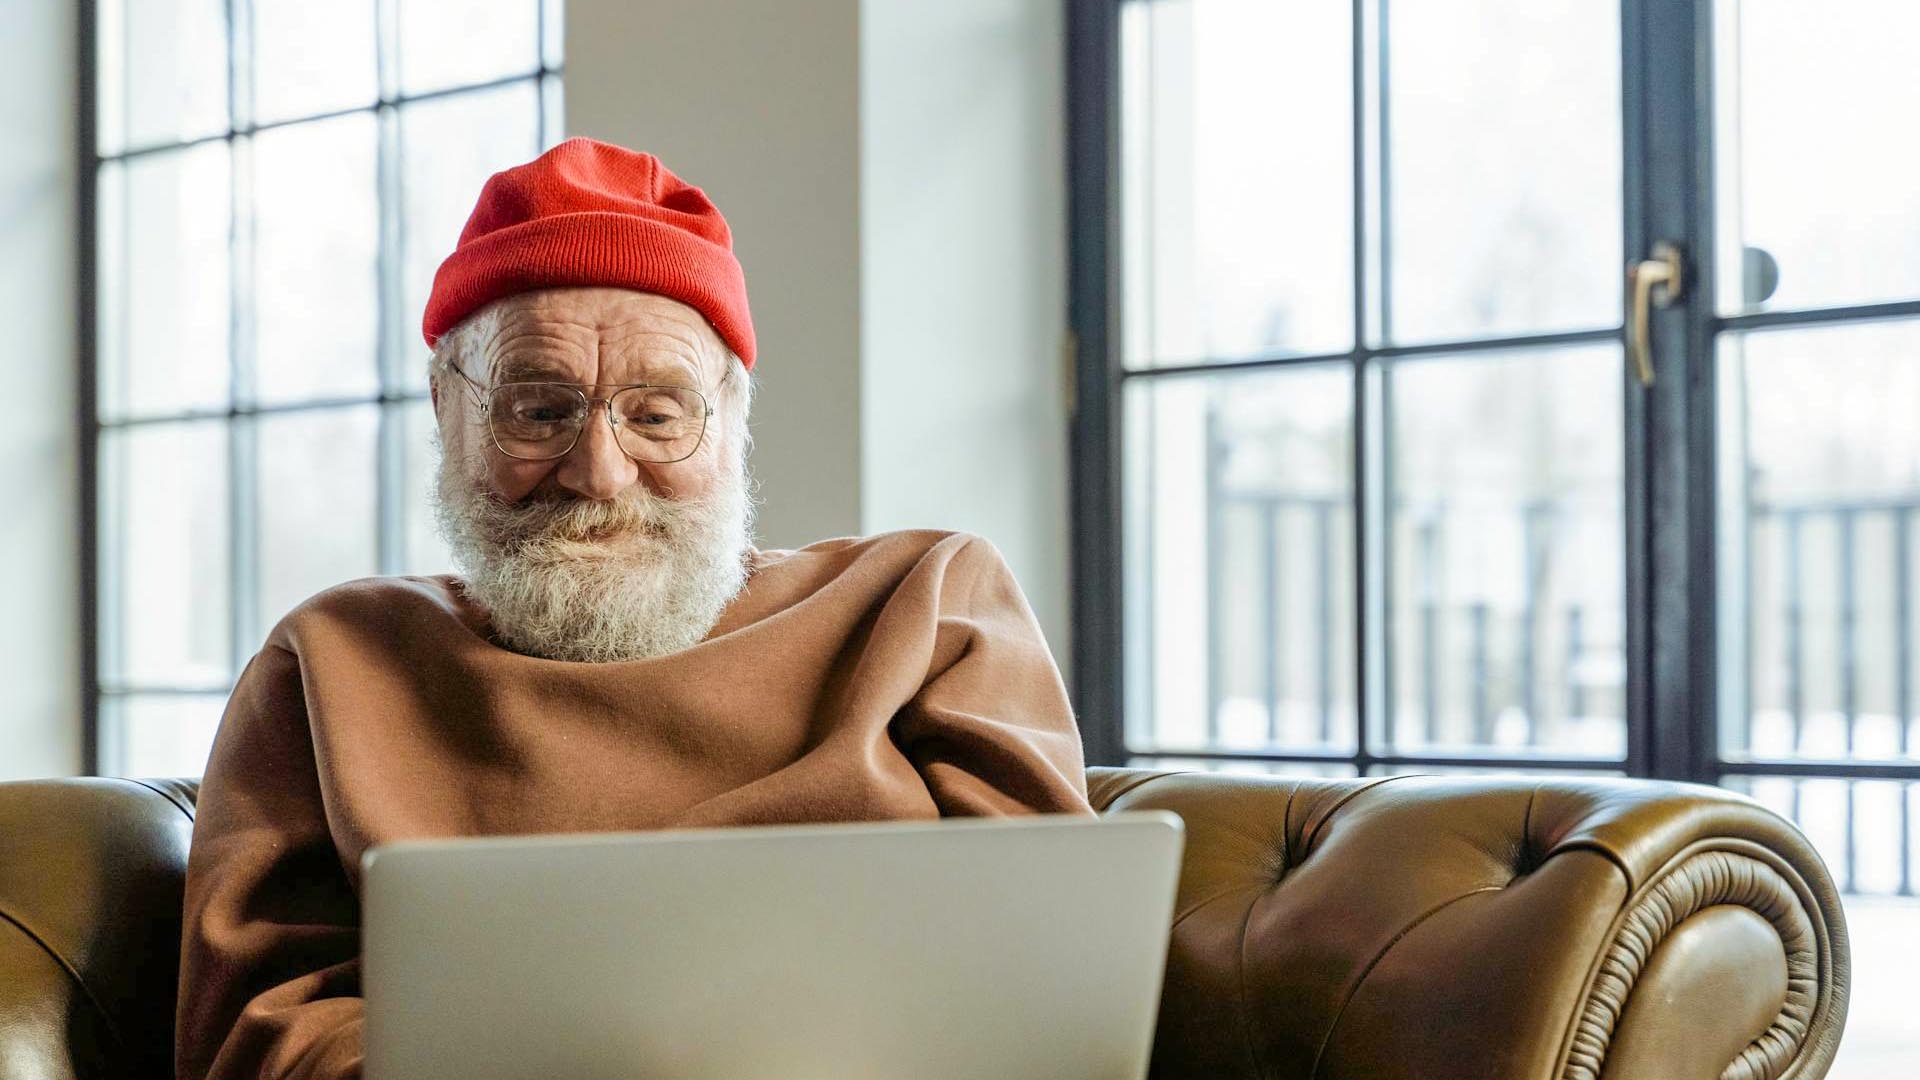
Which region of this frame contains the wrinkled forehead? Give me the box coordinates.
[477,287,725,388]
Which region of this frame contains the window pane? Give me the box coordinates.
[1128,757,1359,779]
[1118,0,1354,367]
[100,421,230,687]
[1383,0,1622,344]
[1719,321,1920,764]
[256,406,380,630]
[1367,764,1624,778]
[98,144,232,420]
[1713,1,1920,314]
[403,398,455,575]
[399,82,542,390]
[251,0,378,124]
[1383,345,1626,760]
[1124,365,1356,754]
[96,0,229,154]
[1721,776,1920,1076]
[399,0,542,95]
[252,115,380,404]
[542,0,565,70]
[100,693,228,778]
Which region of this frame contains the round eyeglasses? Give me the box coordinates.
[449,364,722,464]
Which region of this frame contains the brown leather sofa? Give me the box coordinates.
[0,768,1849,1080]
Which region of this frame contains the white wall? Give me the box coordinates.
[568,0,1071,659]
[565,0,865,552]
[859,0,1070,661]
[0,0,81,779]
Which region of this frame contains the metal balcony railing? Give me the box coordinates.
[1195,488,1919,896]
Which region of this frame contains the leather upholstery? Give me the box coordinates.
[0,778,196,1080]
[1085,769,1848,1080]
[0,769,1849,1080]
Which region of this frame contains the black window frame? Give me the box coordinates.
[1066,0,1920,799]
[77,0,564,775]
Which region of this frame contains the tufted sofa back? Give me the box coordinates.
[1085,768,1849,1080]
[0,769,1850,1080]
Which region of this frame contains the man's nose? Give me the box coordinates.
[553,403,645,501]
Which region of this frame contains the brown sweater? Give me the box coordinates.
[175,529,1093,1080]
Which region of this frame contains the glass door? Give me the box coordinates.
[1070,0,1920,1072]
[1112,0,1628,777]
[1707,2,1920,1073]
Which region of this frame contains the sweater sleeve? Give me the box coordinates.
[176,643,366,1080]
[889,537,1095,817]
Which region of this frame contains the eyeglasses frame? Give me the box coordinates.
[445,359,731,464]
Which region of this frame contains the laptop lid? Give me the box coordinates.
[363,810,1184,1080]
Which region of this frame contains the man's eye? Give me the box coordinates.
[516,406,570,424]
[621,396,687,424]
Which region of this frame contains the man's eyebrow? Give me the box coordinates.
[492,358,571,381]
[489,356,705,386]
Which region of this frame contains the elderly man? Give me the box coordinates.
[175,138,1092,1080]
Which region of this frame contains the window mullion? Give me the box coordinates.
[1348,0,1370,769]
[375,0,406,574]
[227,0,261,685]
[1621,0,1718,783]
[78,1,102,773]
[1065,0,1126,767]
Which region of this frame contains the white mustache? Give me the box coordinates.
[433,447,756,662]
[484,490,687,549]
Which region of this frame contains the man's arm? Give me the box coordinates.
[176,643,365,1080]
[889,536,1095,817]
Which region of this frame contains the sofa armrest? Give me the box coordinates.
[0,777,198,1080]
[1087,768,1850,1080]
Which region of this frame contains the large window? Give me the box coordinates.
[1107,0,1627,773]
[85,0,564,778]
[1069,1,1918,1074]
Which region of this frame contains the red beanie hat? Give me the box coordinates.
[422,137,756,368]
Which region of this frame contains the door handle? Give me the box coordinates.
[1627,241,1686,387]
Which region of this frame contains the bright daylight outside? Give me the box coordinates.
[94,0,559,778]
[1116,1,1918,1076]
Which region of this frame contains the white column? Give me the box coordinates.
[567,0,1071,661]
[566,0,866,552]
[0,1,81,777]
[859,0,1071,662]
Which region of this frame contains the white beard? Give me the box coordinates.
[433,446,754,663]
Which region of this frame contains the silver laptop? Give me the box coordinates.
[361,810,1185,1080]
